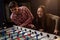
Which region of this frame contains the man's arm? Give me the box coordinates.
[20,6,34,27]
[10,14,21,25]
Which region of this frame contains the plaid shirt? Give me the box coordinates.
[10,6,34,27]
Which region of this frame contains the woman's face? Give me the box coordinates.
[37,8,44,17]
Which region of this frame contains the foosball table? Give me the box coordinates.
[0,25,60,40]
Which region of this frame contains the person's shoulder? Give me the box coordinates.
[19,6,28,10]
[19,6,27,9]
[21,6,28,8]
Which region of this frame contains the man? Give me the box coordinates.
[9,1,34,28]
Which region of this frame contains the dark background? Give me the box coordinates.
[0,0,59,28]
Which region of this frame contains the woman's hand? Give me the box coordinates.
[54,29,59,34]
[39,29,44,32]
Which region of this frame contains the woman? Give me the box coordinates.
[35,5,57,34]
[34,5,46,32]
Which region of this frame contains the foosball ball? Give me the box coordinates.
[0,25,60,40]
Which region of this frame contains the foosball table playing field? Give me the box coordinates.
[0,25,60,40]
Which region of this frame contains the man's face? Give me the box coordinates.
[37,8,44,17]
[10,7,19,14]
